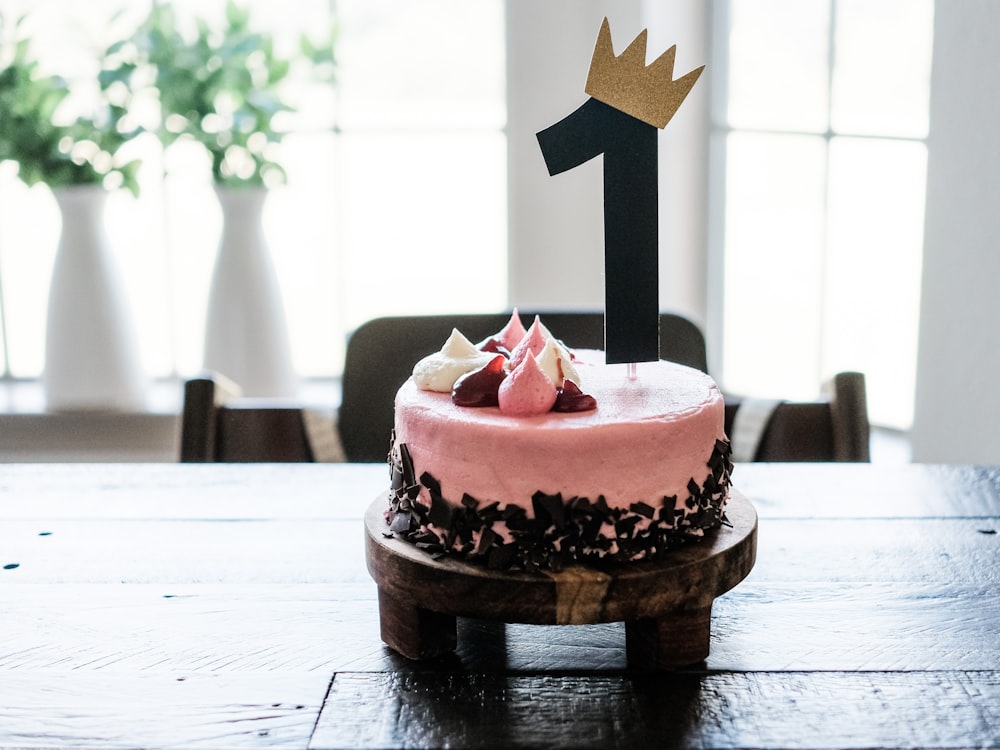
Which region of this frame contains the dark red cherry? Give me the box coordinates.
[452,356,507,407]
[476,337,511,358]
[553,379,597,412]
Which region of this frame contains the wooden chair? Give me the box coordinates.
[723,371,871,462]
[179,372,343,462]
[337,311,709,462]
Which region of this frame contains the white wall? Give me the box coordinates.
[911,1,1000,463]
[505,0,709,323]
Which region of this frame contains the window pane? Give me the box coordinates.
[824,137,926,428]
[721,132,827,399]
[831,0,934,137]
[725,0,831,133]
[336,0,505,130]
[0,0,506,388]
[339,131,507,332]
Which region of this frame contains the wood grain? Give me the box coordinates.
[0,672,328,749]
[1,463,998,749]
[3,516,994,586]
[313,670,1000,750]
[3,574,997,678]
[734,462,1000,518]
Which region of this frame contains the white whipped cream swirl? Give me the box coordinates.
[412,329,497,392]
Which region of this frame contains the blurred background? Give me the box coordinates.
[0,1,994,463]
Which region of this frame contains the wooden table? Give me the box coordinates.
[1,462,998,749]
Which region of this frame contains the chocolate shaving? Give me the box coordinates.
[422,473,453,529]
[532,491,567,531]
[630,501,655,519]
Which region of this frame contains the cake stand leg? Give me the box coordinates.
[377,588,457,660]
[625,603,713,670]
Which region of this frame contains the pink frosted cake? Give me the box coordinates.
[385,313,732,571]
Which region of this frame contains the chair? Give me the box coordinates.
[337,311,709,462]
[724,371,871,462]
[179,372,343,462]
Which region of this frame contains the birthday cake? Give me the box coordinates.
[385,312,732,571]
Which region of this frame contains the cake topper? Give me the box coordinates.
[536,18,704,365]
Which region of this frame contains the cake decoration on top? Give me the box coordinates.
[411,328,495,393]
[412,311,597,416]
[509,318,579,387]
[482,309,528,353]
[585,17,704,130]
[552,379,597,413]
[535,338,580,390]
[498,351,558,417]
[536,20,705,364]
[452,355,507,408]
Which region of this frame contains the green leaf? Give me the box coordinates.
[9,0,339,187]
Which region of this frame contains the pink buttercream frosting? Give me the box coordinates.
[498,352,558,416]
[508,317,549,371]
[494,309,528,352]
[394,357,726,512]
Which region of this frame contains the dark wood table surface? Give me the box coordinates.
[1,462,998,749]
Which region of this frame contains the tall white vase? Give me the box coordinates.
[202,187,297,397]
[43,185,146,412]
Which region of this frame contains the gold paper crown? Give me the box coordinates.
[584,17,704,129]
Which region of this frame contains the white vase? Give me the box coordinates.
[202,187,297,397]
[43,185,146,411]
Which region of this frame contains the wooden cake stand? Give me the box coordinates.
[365,489,757,670]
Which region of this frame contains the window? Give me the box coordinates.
[710,0,933,429]
[0,0,506,384]
[4,0,934,432]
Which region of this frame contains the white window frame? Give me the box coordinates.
[705,0,932,429]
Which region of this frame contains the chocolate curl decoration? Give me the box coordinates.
[536,18,704,365]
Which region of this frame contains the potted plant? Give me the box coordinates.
[102,1,336,396]
[0,13,145,411]
[0,15,142,194]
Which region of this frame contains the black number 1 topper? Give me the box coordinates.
[536,18,703,365]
